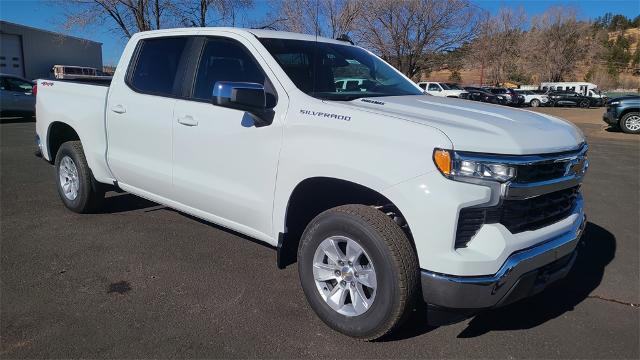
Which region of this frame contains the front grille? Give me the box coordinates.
[515,162,568,183]
[496,186,579,233]
[455,186,580,248]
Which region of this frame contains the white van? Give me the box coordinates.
[540,82,604,99]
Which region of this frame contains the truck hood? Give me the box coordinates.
[346,95,584,155]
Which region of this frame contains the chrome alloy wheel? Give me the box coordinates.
[59,156,79,200]
[312,236,377,317]
[624,115,640,131]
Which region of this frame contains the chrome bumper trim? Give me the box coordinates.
[421,211,586,309]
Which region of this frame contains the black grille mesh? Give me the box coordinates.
[515,162,568,183]
[455,186,580,248]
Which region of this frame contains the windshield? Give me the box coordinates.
[259,38,423,101]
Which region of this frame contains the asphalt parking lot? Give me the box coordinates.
[1,108,639,358]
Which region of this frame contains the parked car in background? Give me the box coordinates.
[0,74,35,116]
[603,95,640,134]
[515,89,549,107]
[463,87,506,104]
[483,87,524,106]
[417,81,468,98]
[335,78,368,92]
[548,91,596,108]
[540,82,606,106]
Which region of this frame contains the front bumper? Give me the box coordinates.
[602,108,618,125]
[420,213,586,309]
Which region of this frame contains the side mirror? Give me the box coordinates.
[212,81,274,127]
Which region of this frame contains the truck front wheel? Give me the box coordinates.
[297,204,418,340]
[54,141,104,213]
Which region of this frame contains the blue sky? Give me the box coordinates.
[1,0,639,66]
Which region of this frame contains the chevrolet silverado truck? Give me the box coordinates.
[35,28,588,340]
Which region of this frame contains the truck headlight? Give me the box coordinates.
[433,149,516,183]
[608,101,620,105]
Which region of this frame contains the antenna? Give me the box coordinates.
[315,0,320,39]
[312,0,319,98]
[336,34,353,45]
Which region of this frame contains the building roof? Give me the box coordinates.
[0,20,102,45]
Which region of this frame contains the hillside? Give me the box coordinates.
[421,28,640,89]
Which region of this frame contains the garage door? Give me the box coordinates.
[0,33,24,77]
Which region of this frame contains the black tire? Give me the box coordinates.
[298,204,418,340]
[620,112,640,134]
[579,100,590,108]
[54,141,105,213]
[530,99,540,108]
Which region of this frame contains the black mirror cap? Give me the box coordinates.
[233,87,265,109]
[212,81,274,126]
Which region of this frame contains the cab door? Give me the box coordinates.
[171,35,286,238]
[106,36,194,198]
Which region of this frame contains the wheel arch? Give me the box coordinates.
[277,176,415,269]
[47,121,81,163]
[619,107,639,121]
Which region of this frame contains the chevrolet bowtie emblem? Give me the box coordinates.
[566,157,587,176]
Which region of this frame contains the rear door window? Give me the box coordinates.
[128,37,189,96]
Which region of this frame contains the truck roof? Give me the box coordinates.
[134,27,352,46]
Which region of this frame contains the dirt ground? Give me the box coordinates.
[531,106,640,143]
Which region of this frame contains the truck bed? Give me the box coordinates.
[51,78,112,87]
[35,79,114,183]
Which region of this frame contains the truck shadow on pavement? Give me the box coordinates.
[458,222,615,338]
[100,192,159,213]
[386,222,616,341]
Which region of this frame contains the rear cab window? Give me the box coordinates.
[127,37,189,97]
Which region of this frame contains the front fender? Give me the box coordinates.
[272,99,452,239]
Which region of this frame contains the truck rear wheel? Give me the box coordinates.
[54,141,104,213]
[297,204,418,340]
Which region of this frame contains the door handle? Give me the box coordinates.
[177,115,198,126]
[111,104,126,114]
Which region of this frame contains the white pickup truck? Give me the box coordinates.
[35,28,588,340]
[417,81,468,98]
